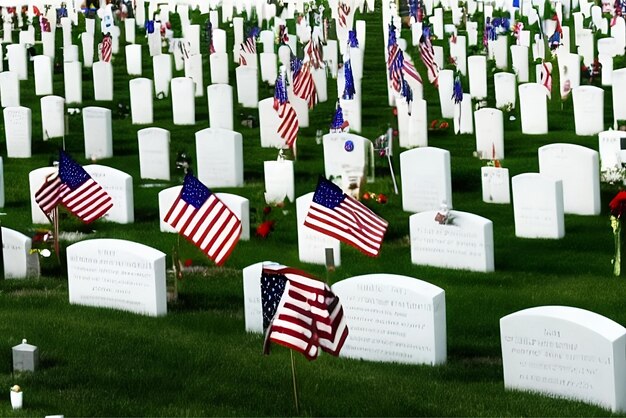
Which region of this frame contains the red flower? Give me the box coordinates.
[610,191,626,218]
[362,192,371,200]
[184,259,193,267]
[256,220,275,238]
[377,194,388,204]
[430,119,439,130]
[439,121,449,130]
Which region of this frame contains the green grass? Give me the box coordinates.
[0,5,625,417]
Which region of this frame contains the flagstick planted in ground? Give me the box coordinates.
[290,350,300,414]
[53,206,60,265]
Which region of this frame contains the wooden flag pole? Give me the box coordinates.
[290,350,300,415]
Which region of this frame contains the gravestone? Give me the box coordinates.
[264,160,295,203]
[598,130,626,172]
[512,173,565,239]
[538,143,600,216]
[260,52,278,85]
[453,93,473,135]
[42,31,56,60]
[494,72,517,109]
[93,62,113,101]
[474,108,504,159]
[410,210,494,272]
[215,192,250,241]
[501,306,626,413]
[437,69,455,118]
[158,185,182,233]
[397,99,428,149]
[83,107,113,160]
[236,66,259,108]
[613,69,626,127]
[296,192,341,266]
[332,274,446,365]
[557,52,581,99]
[400,147,452,212]
[6,44,27,80]
[41,96,65,140]
[138,127,170,181]
[33,55,53,96]
[67,239,166,317]
[81,32,94,67]
[153,54,173,97]
[468,55,488,99]
[64,61,83,104]
[2,227,39,279]
[84,165,134,224]
[323,132,371,190]
[28,166,57,224]
[125,18,136,44]
[184,54,204,97]
[242,261,273,332]
[126,44,142,75]
[258,97,287,148]
[195,128,244,188]
[171,77,196,125]
[207,84,234,131]
[3,106,31,158]
[210,52,229,84]
[510,45,529,82]
[64,45,79,62]
[572,86,604,135]
[519,83,548,134]
[0,72,20,108]
[129,78,154,124]
[481,167,511,204]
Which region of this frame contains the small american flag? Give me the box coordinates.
[35,151,113,224]
[239,33,257,66]
[419,27,439,86]
[274,72,299,148]
[101,34,112,62]
[262,265,349,361]
[304,177,388,257]
[164,173,242,266]
[540,61,552,99]
[337,2,351,28]
[387,43,403,92]
[292,58,318,109]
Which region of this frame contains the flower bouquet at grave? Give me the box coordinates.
[601,164,626,185]
[609,191,626,276]
[254,200,291,239]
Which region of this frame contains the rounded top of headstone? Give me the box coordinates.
[278,45,291,67]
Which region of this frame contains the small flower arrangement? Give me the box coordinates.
[434,202,453,225]
[601,165,626,185]
[499,102,514,113]
[362,191,388,204]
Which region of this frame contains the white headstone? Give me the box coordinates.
[129,78,154,125]
[3,106,31,158]
[6,44,27,80]
[92,62,113,101]
[81,32,94,68]
[64,61,83,104]
[171,77,196,125]
[29,166,57,224]
[510,45,529,82]
[125,18,136,44]
[34,55,53,96]
[184,54,204,97]
[195,128,244,188]
[599,130,626,172]
[501,306,626,413]
[410,210,494,272]
[296,192,341,266]
[138,128,170,181]
[67,239,166,316]
[260,52,278,85]
[400,147,452,212]
[236,66,259,108]
[2,227,39,279]
[512,173,565,239]
[332,274,446,365]
[84,165,134,224]
[42,31,56,60]
[519,83,548,134]
[494,72,517,109]
[153,54,173,97]
[82,107,113,160]
[538,143,601,215]
[323,133,371,186]
[207,84,234,131]
[210,52,229,84]
[0,72,20,108]
[397,99,428,149]
[125,44,142,75]
[558,52,580,99]
[572,85,604,135]
[41,95,65,140]
[481,166,511,204]
[264,160,295,203]
[468,55,488,99]
[437,69,455,118]
[474,108,504,159]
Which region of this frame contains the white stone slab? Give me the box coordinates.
[126,44,142,75]
[210,51,229,84]
[296,192,341,266]
[332,274,446,365]
[3,106,31,158]
[29,166,57,224]
[42,31,56,60]
[92,61,113,101]
[195,128,244,188]
[453,93,474,134]
[323,132,371,183]
[63,61,83,104]
[171,77,196,125]
[258,97,287,148]
[138,127,170,181]
[474,108,504,159]
[6,44,27,80]
[400,147,452,213]
[598,130,626,171]
[558,52,580,99]
[512,173,565,239]
[63,44,79,63]
[207,84,233,131]
[40,95,65,140]
[264,160,294,203]
[410,210,494,272]
[153,54,173,97]
[0,72,20,108]
[501,306,626,413]
[519,83,548,134]
[260,52,277,85]
[125,18,136,44]
[482,166,511,204]
[67,239,166,316]
[494,72,517,109]
[468,55,488,99]
[129,78,154,125]
[538,143,600,215]
[83,107,113,160]
[183,54,204,97]
[235,66,259,108]
[511,45,529,82]
[84,165,134,224]
[34,55,53,96]
[2,227,39,279]
[437,69,455,118]
[572,86,604,136]
[81,32,94,67]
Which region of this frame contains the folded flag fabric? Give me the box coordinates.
[304,177,388,257]
[262,264,349,360]
[35,150,113,224]
[164,173,242,266]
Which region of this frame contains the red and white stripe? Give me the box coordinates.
[419,37,439,86]
[293,63,318,109]
[540,61,552,99]
[35,173,67,219]
[275,101,299,148]
[239,37,256,66]
[164,192,242,266]
[403,56,423,84]
[61,179,113,224]
[338,2,351,28]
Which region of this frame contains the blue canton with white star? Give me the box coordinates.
[58,151,92,190]
[181,173,212,209]
[261,271,287,330]
[312,178,346,209]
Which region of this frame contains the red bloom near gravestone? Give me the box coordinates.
[609,191,626,276]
